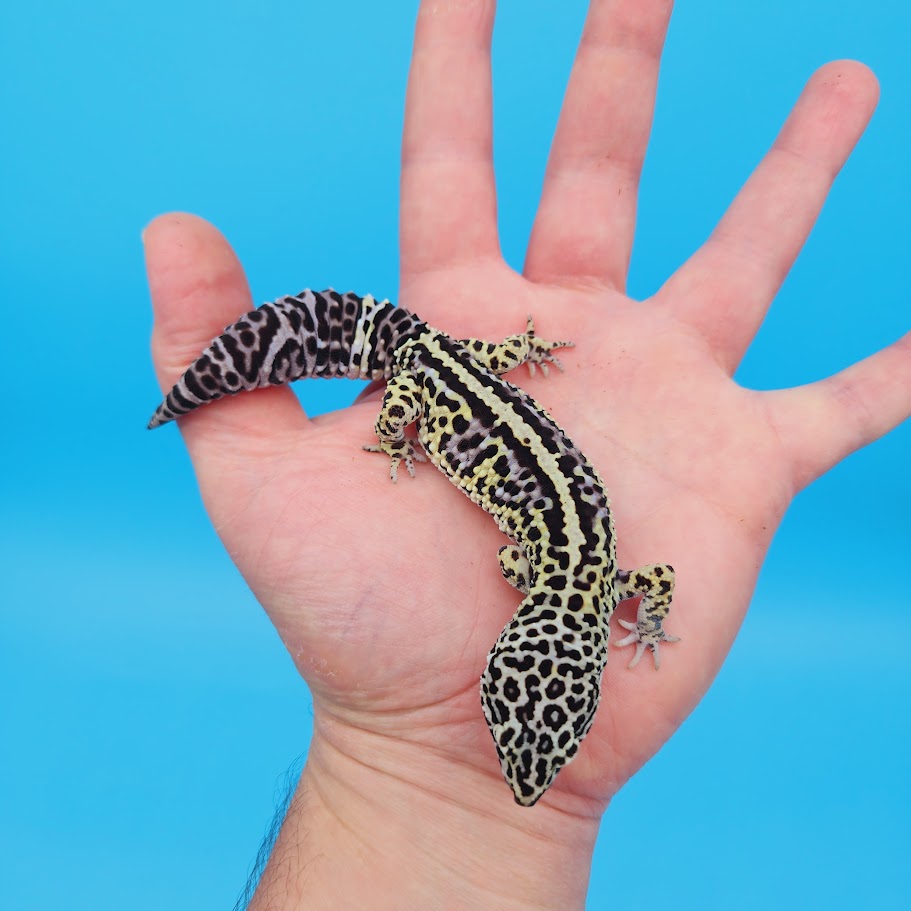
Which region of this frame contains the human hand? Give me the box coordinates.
[146,1,909,907]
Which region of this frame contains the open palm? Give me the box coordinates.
[146,2,909,817]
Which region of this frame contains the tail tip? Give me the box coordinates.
[147,408,171,430]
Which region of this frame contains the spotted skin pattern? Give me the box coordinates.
[149,289,679,806]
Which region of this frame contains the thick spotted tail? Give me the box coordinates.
[148,290,426,429]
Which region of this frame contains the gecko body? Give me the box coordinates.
[149,289,678,806]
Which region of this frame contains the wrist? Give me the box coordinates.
[249,710,604,910]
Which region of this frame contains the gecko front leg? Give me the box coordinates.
[497,544,532,594]
[612,564,679,669]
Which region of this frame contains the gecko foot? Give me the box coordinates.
[363,438,427,482]
[614,619,681,670]
[524,315,574,377]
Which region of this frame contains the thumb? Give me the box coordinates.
[145,213,310,467]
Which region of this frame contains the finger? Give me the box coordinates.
[524,0,673,290]
[399,0,500,277]
[659,61,880,373]
[146,213,310,456]
[768,329,911,490]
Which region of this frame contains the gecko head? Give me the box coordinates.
[480,642,602,807]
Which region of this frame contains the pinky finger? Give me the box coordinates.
[769,330,911,490]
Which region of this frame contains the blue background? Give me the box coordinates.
[2,2,909,908]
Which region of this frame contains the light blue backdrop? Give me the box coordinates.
[2,2,908,908]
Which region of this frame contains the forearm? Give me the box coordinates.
[248,716,602,910]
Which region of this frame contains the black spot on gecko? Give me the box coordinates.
[545,678,565,699]
[543,705,567,731]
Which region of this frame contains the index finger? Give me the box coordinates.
[399,0,500,279]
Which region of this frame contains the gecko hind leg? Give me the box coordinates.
[459,316,574,378]
[612,564,679,670]
[523,316,575,377]
[362,371,426,482]
[497,544,532,594]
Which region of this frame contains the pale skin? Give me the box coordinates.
[146,2,909,909]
